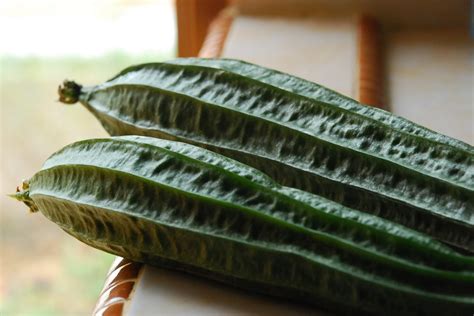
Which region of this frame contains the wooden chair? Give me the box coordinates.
[93,1,472,314]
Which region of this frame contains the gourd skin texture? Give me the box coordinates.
[65,58,474,251]
[17,136,474,315]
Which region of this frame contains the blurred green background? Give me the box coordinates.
[1,1,175,315]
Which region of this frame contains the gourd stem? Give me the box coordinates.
[9,180,39,213]
[58,80,82,104]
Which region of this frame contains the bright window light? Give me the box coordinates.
[0,0,176,57]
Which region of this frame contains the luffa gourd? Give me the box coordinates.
[58,58,474,251]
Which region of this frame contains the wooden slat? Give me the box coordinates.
[176,0,229,57]
[199,6,235,58]
[357,15,385,109]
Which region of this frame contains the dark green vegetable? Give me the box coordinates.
[58,58,474,251]
[13,136,474,315]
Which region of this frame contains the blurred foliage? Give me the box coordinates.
[1,51,171,315]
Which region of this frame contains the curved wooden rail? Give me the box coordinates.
[92,258,143,316]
